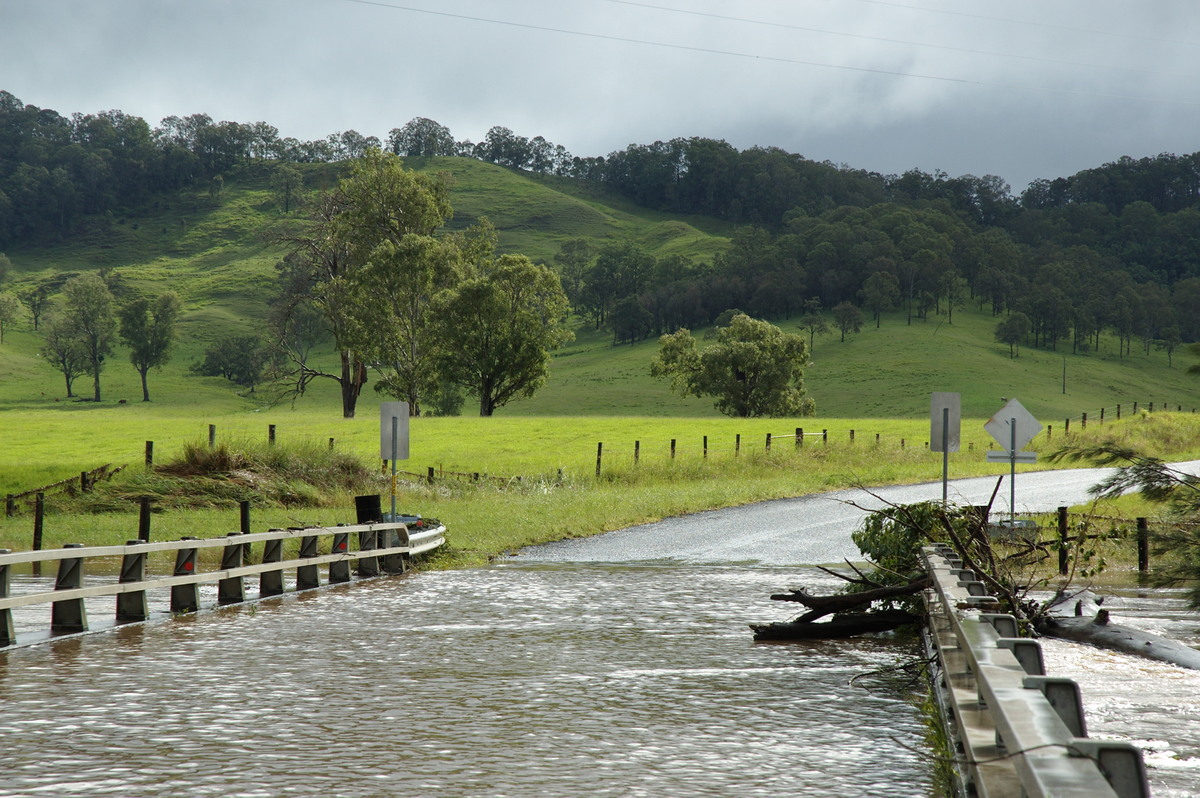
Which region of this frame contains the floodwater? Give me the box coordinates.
[3,468,1200,797]
[0,566,931,797]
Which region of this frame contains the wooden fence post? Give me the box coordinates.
[850,429,855,443]
[822,429,828,445]
[765,433,771,452]
[703,435,708,459]
[138,497,152,542]
[1081,412,1087,429]
[1057,506,1069,576]
[1137,517,1150,574]
[634,440,640,464]
[1064,418,1070,434]
[596,442,603,477]
[268,424,276,446]
[795,428,802,450]
[33,492,45,552]
[5,493,13,518]
[208,424,216,448]
[1100,408,1105,424]
[735,433,740,456]
[671,439,677,459]
[145,440,154,469]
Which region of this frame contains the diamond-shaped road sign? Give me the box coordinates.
[984,398,1042,451]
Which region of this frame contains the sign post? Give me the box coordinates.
[983,399,1042,526]
[930,393,961,504]
[380,402,410,521]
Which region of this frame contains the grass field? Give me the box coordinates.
[2,158,1200,567]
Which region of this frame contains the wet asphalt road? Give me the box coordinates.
[514,463,1200,567]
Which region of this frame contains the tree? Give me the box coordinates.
[995,311,1031,358]
[272,149,454,417]
[118,291,181,401]
[859,271,900,328]
[650,314,815,418]
[796,298,830,353]
[62,273,116,401]
[0,291,22,343]
[192,335,269,391]
[40,314,88,397]
[434,254,572,416]
[22,284,49,330]
[832,301,863,342]
[387,118,456,157]
[271,164,304,213]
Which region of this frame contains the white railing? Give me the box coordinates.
[0,522,445,647]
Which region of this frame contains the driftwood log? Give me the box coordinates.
[1037,610,1200,670]
[751,576,928,640]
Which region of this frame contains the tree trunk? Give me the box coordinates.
[339,350,367,419]
[1037,610,1200,670]
[92,369,101,402]
[139,368,150,402]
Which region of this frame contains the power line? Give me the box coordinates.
[599,0,1200,81]
[336,0,1200,107]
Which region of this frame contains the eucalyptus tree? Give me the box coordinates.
[61,273,117,401]
[40,313,88,397]
[433,254,572,416]
[118,291,181,401]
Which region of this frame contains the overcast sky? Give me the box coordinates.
[3,0,1199,193]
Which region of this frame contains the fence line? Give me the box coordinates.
[5,464,126,517]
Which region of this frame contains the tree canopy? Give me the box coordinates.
[651,314,814,418]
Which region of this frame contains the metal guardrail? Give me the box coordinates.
[921,545,1149,798]
[0,521,445,647]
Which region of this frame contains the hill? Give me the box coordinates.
[0,157,1196,424]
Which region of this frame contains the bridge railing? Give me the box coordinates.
[921,544,1149,798]
[0,521,445,647]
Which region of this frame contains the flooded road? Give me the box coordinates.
[3,467,1200,796]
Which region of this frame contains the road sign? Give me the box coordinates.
[984,399,1042,452]
[380,402,410,460]
[985,451,1038,464]
[930,392,961,453]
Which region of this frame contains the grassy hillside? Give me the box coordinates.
[0,156,1197,429]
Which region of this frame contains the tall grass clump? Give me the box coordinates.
[73,438,384,513]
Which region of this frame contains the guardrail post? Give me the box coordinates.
[1069,740,1151,798]
[329,531,351,583]
[297,534,320,590]
[1023,676,1087,737]
[260,536,284,596]
[980,613,1019,638]
[51,544,88,634]
[218,533,246,605]
[382,526,408,574]
[239,500,251,534]
[116,540,149,623]
[171,538,200,613]
[0,550,13,646]
[357,527,380,578]
[997,638,1045,675]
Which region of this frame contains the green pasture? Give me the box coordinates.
[3,404,1199,567]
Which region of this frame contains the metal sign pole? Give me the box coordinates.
[942,407,949,504]
[1009,418,1017,526]
[390,416,398,522]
